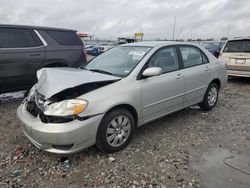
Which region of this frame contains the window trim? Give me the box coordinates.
[0,28,46,50]
[177,44,209,69]
[137,45,181,80]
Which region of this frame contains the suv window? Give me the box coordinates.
[0,28,41,48]
[223,40,250,53]
[148,47,179,73]
[180,46,204,68]
[45,30,83,46]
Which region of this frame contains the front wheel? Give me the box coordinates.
[199,83,219,111]
[96,108,135,153]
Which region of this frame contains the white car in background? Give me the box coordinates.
[220,38,250,77]
[98,45,114,53]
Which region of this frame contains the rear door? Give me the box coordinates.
[141,46,184,123]
[0,28,45,92]
[178,45,211,106]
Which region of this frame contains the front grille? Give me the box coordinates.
[35,92,46,111]
[26,100,41,117]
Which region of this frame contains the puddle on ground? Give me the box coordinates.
[192,148,250,188]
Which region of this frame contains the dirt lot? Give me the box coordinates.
[0,77,250,188]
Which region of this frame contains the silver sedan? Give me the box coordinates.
[17,41,227,154]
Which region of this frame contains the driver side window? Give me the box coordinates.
[148,47,179,74]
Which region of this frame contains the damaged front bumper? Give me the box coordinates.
[17,102,104,154]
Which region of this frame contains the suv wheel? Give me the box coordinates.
[96,109,135,153]
[199,83,219,111]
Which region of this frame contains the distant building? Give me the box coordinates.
[117,37,138,44]
[77,32,92,39]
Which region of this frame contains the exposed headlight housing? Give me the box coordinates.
[44,99,88,117]
[27,85,37,99]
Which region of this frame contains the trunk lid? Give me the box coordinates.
[220,52,250,71]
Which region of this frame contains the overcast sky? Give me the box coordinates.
[1,0,250,40]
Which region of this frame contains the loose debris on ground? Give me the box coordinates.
[0,77,250,187]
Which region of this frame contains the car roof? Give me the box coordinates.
[228,37,250,42]
[0,24,76,32]
[202,41,224,43]
[121,41,198,47]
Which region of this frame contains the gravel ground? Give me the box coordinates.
[0,77,249,188]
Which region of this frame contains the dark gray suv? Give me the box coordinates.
[0,24,87,94]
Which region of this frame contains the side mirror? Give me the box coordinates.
[142,67,162,77]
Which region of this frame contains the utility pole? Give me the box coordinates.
[176,27,183,40]
[172,16,176,40]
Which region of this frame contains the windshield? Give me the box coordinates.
[202,42,220,49]
[85,46,151,77]
[223,40,250,53]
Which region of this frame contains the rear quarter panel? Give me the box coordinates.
[201,46,227,88]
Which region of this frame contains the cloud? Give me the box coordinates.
[0,0,250,40]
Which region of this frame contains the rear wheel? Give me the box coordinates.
[199,83,219,111]
[96,108,135,153]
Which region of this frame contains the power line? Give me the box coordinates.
[172,16,176,40]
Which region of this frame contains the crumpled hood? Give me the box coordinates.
[36,68,121,99]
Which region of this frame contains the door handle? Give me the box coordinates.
[176,74,184,79]
[30,53,40,56]
[205,66,210,72]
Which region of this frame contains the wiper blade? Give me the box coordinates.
[89,69,113,75]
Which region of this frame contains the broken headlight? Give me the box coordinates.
[44,99,88,117]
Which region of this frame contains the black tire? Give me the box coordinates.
[199,83,219,111]
[96,108,135,153]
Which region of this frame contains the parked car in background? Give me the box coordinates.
[17,41,227,154]
[201,41,225,58]
[220,38,250,77]
[90,45,113,56]
[98,45,113,54]
[85,45,94,54]
[89,45,101,56]
[85,44,94,53]
[0,24,87,94]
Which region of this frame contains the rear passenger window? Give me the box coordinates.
[148,47,179,73]
[45,30,83,46]
[201,52,209,63]
[0,28,41,48]
[179,46,203,68]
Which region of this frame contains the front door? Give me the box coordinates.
[141,46,185,123]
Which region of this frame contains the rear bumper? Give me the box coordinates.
[17,103,104,154]
[227,69,250,78]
